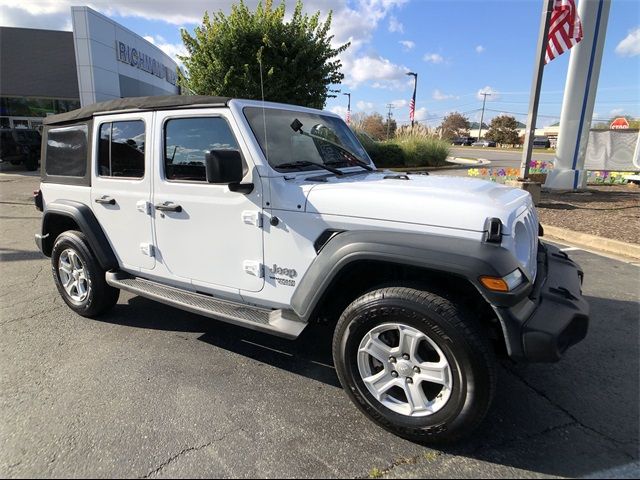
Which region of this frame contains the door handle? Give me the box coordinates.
[155,202,183,213]
[95,196,116,205]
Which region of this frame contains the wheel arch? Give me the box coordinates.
[39,200,118,270]
[291,230,525,355]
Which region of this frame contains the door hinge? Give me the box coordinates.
[241,210,262,228]
[140,243,155,257]
[136,200,151,215]
[243,260,263,278]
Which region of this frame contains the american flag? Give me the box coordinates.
[409,98,415,123]
[545,0,583,63]
[346,109,350,125]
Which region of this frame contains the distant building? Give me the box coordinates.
[0,6,180,130]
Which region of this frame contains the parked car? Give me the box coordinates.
[451,136,476,146]
[472,139,497,147]
[34,96,588,444]
[0,128,41,171]
[533,136,551,149]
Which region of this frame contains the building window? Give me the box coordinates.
[98,121,145,178]
[0,97,80,118]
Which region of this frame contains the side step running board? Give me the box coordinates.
[105,272,307,339]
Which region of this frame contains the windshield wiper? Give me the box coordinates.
[277,161,344,176]
[290,119,374,172]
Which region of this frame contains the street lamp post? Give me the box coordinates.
[343,92,351,125]
[406,72,418,129]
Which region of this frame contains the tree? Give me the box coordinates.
[179,0,349,109]
[485,115,520,145]
[383,117,397,139]
[439,113,470,140]
[360,113,387,141]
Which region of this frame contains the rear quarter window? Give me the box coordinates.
[45,125,88,177]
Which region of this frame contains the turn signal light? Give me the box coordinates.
[479,276,510,292]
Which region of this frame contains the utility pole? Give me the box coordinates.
[385,103,396,140]
[478,92,491,140]
[343,92,351,125]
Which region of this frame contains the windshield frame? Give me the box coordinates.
[242,105,373,174]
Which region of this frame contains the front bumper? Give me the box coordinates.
[496,242,589,362]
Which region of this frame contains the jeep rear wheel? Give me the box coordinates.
[333,287,496,443]
[51,230,119,317]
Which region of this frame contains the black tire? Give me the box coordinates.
[24,155,38,171]
[333,287,496,444]
[51,230,119,317]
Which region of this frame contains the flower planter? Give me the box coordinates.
[527,173,547,184]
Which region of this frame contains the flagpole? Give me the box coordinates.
[520,0,555,180]
[406,72,418,128]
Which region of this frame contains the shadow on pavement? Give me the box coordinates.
[105,295,340,388]
[0,248,47,262]
[96,293,638,478]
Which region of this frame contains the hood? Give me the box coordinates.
[304,172,532,235]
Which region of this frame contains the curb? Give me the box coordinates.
[446,156,491,166]
[542,225,640,261]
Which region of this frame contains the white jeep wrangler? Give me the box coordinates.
[34,96,588,443]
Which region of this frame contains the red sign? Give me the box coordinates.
[610,117,630,130]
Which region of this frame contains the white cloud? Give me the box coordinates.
[615,27,640,57]
[475,45,485,54]
[143,35,188,66]
[423,53,444,64]
[433,89,458,101]
[356,101,375,111]
[477,86,500,101]
[330,105,349,118]
[0,0,212,26]
[388,15,403,33]
[391,99,408,108]
[414,107,428,121]
[609,108,625,117]
[399,40,415,51]
[345,55,410,89]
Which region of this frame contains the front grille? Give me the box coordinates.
[518,207,539,280]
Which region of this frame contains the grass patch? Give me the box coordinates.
[394,131,450,168]
[369,467,383,478]
[358,130,451,169]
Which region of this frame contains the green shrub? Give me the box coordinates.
[394,131,450,167]
[367,142,405,168]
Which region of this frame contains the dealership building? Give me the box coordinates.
[0,6,180,130]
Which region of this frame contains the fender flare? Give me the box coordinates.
[291,230,526,321]
[39,200,118,270]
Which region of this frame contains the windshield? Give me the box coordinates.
[243,106,372,172]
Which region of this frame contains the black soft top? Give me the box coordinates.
[44,95,231,126]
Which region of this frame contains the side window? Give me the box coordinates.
[97,120,145,178]
[45,125,88,177]
[164,117,239,182]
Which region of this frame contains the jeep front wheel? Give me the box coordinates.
[332,287,496,443]
[51,230,119,317]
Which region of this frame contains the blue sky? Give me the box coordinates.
[2,0,638,127]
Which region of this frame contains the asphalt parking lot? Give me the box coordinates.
[1,170,638,478]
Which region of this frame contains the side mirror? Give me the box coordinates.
[205,150,244,184]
